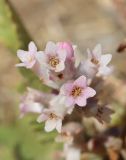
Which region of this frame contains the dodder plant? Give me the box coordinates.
[16,41,116,160]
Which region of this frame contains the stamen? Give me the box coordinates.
[91,58,99,65]
[49,56,59,68]
[49,113,57,119]
[28,56,34,62]
[71,86,82,97]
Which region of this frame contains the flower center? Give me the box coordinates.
[91,58,99,65]
[71,86,82,97]
[49,113,57,119]
[28,56,34,63]
[49,56,59,68]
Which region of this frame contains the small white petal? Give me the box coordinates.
[57,49,67,62]
[15,63,25,67]
[45,118,57,132]
[67,106,74,114]
[98,66,112,76]
[87,48,92,59]
[100,54,112,66]
[55,61,65,72]
[27,102,43,113]
[45,80,59,89]
[36,51,47,65]
[17,50,28,62]
[93,44,102,58]
[28,41,37,53]
[56,119,62,133]
[45,41,56,54]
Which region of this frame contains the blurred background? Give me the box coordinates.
[0,0,126,159]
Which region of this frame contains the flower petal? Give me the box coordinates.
[93,44,102,58]
[36,51,47,65]
[76,96,87,107]
[17,50,28,62]
[87,48,92,59]
[57,42,74,59]
[56,119,62,133]
[45,118,57,132]
[61,82,73,95]
[28,41,37,53]
[15,63,26,67]
[45,41,56,55]
[74,76,87,88]
[37,113,48,123]
[25,60,36,68]
[28,102,43,113]
[57,49,67,62]
[84,87,96,98]
[66,96,75,107]
[100,54,112,66]
[55,61,65,72]
[98,66,112,76]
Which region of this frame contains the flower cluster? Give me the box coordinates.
[16,41,114,160]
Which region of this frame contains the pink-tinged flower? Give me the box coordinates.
[16,42,59,89]
[19,87,56,118]
[16,41,39,69]
[60,76,96,107]
[57,42,74,59]
[37,109,62,133]
[40,41,67,72]
[87,44,112,76]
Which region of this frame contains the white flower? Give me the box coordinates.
[16,41,58,89]
[38,41,67,72]
[16,41,38,68]
[37,109,62,133]
[79,44,112,78]
[87,44,112,76]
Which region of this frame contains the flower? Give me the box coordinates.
[19,87,56,118]
[19,88,44,118]
[16,41,38,68]
[16,41,59,89]
[87,44,112,76]
[60,76,96,107]
[39,41,67,72]
[37,109,62,133]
